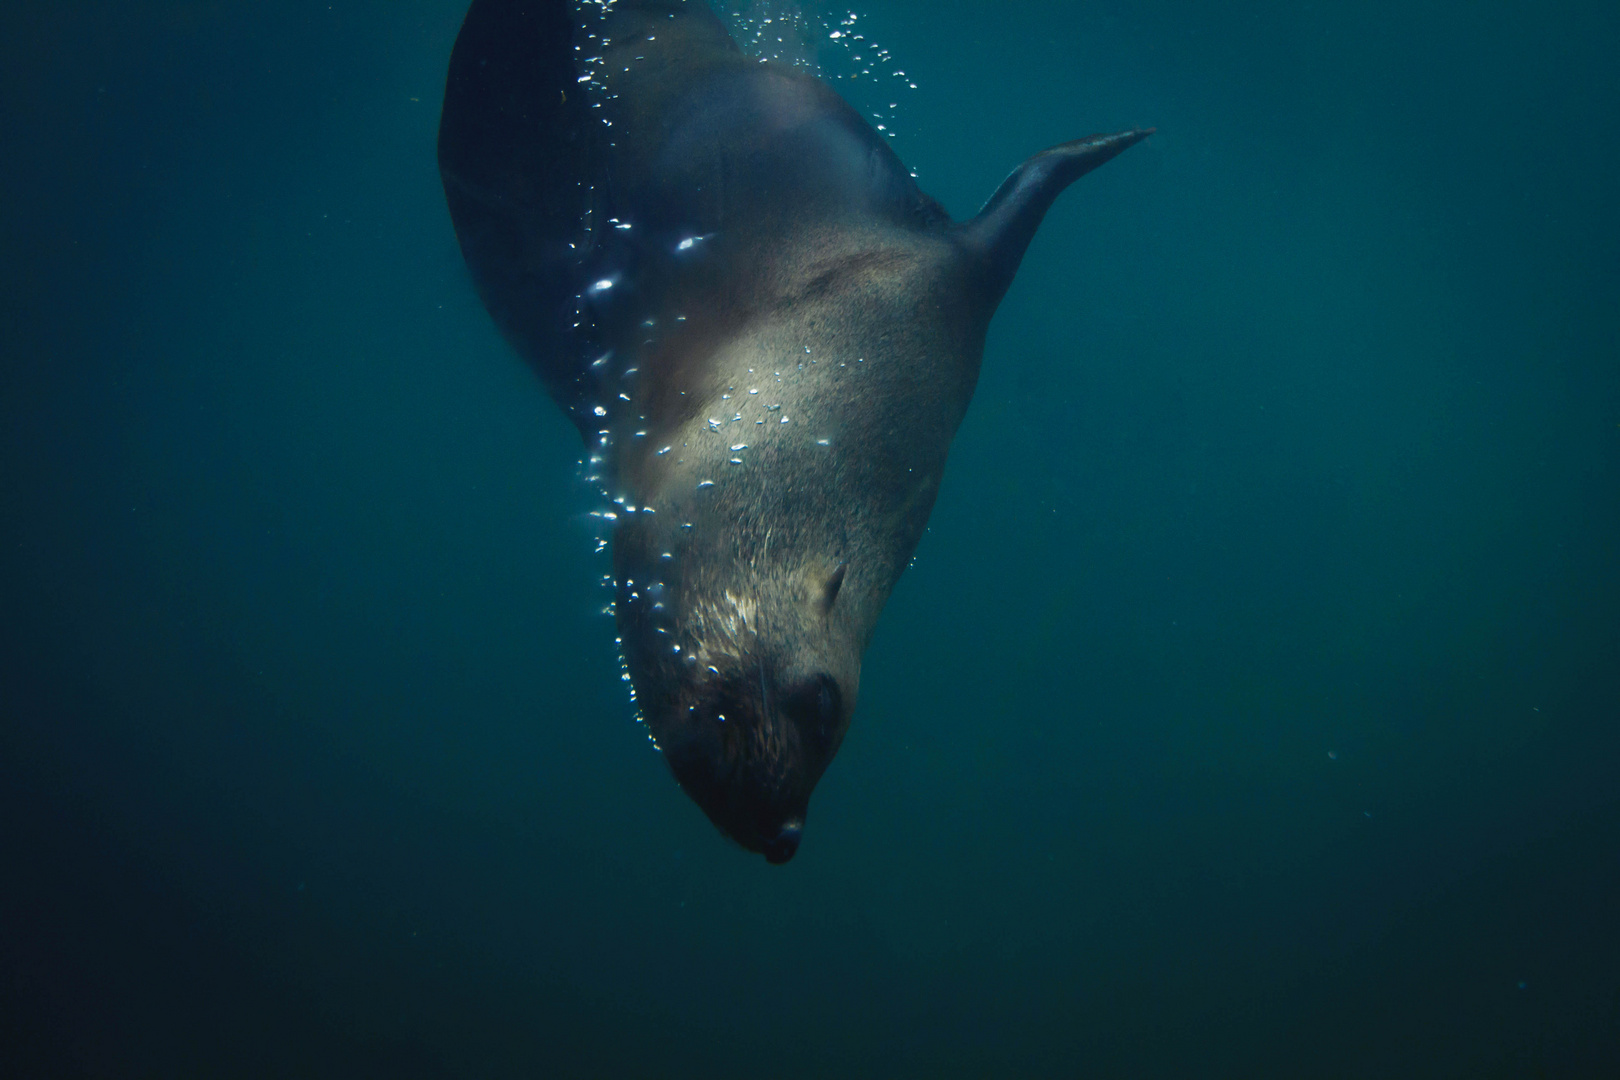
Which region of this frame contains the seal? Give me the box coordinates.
[438,0,1148,862]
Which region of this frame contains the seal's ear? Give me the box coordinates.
[821,563,848,614]
[956,129,1153,310]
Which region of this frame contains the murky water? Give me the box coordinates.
[3,1,1617,1075]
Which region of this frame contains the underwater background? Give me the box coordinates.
[3,0,1617,1076]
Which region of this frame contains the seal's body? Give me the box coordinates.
[439,0,1147,862]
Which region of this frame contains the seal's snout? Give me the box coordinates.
[763,819,803,864]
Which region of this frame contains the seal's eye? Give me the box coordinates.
[816,680,837,732]
[783,674,842,751]
[811,674,841,749]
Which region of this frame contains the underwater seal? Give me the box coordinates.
[438,0,1147,862]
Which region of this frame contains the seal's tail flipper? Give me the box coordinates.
[957,129,1153,308]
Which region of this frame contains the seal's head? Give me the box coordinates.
[614,522,863,863]
[657,653,846,865]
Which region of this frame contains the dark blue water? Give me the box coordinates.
[3,2,1617,1076]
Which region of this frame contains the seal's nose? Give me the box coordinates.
[762,819,803,864]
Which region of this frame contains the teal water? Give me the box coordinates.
[3,2,1617,1076]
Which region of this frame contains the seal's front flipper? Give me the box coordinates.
[957,129,1153,308]
[439,0,595,427]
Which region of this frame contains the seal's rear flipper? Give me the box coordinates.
[957,129,1153,308]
